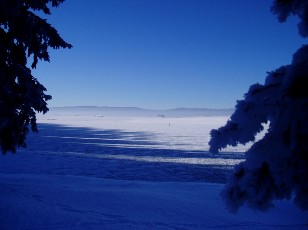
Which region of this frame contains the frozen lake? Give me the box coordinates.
[0,109,306,229]
[1,114,245,183]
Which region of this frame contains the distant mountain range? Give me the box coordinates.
[48,106,234,117]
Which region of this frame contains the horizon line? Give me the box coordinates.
[48,105,235,111]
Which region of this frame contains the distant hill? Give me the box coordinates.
[47,106,234,117]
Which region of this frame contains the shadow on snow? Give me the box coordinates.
[0,123,244,183]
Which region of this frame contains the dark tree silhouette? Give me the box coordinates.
[0,0,72,153]
[209,0,308,212]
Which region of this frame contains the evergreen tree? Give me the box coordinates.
[0,0,72,153]
[209,0,308,212]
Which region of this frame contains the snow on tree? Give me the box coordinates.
[209,0,308,212]
[0,0,72,153]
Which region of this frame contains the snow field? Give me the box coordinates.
[0,114,306,229]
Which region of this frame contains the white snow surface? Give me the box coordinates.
[0,110,307,229]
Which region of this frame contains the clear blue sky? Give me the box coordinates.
[33,0,305,109]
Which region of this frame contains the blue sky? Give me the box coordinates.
[33,0,305,109]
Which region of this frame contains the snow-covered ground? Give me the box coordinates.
[0,109,307,229]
